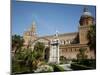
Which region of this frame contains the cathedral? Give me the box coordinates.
[23,7,95,63]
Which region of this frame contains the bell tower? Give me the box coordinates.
[23,21,37,46]
[79,7,94,44]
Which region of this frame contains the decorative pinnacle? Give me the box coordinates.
[32,21,36,26]
[83,6,88,12]
[55,30,59,37]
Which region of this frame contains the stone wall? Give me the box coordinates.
[59,44,95,60]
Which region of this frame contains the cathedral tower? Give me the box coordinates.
[79,7,95,44]
[23,21,37,46]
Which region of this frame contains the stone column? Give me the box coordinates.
[57,42,60,64]
[49,39,60,64]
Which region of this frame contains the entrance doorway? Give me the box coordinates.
[44,47,50,62]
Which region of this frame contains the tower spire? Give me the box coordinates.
[30,21,36,31]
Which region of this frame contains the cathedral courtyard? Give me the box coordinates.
[12,1,96,74]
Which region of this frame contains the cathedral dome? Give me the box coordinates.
[82,11,92,17]
[79,7,94,26]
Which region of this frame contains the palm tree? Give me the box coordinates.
[87,25,96,54]
[12,41,46,73]
[12,34,24,54]
[77,48,87,60]
[34,42,45,60]
[22,42,45,71]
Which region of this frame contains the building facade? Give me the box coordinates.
[23,7,96,63]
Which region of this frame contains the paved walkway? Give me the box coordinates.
[59,64,72,71]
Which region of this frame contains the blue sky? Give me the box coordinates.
[12,1,96,36]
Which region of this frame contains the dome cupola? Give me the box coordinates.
[79,7,94,26]
[81,7,92,17]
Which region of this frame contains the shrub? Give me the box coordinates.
[71,63,94,70]
[72,59,96,69]
[51,64,65,72]
[34,65,54,73]
[60,56,69,64]
[78,59,96,68]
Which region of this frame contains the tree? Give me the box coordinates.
[60,56,67,64]
[12,48,35,73]
[87,25,96,54]
[77,48,87,60]
[12,41,46,73]
[31,42,45,70]
[12,34,24,53]
[34,42,45,60]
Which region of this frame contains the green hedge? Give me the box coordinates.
[72,59,96,68]
[51,64,65,72]
[71,63,95,70]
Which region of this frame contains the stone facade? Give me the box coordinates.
[60,44,95,59]
[23,7,96,62]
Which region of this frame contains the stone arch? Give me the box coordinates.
[31,37,50,48]
[30,37,50,61]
